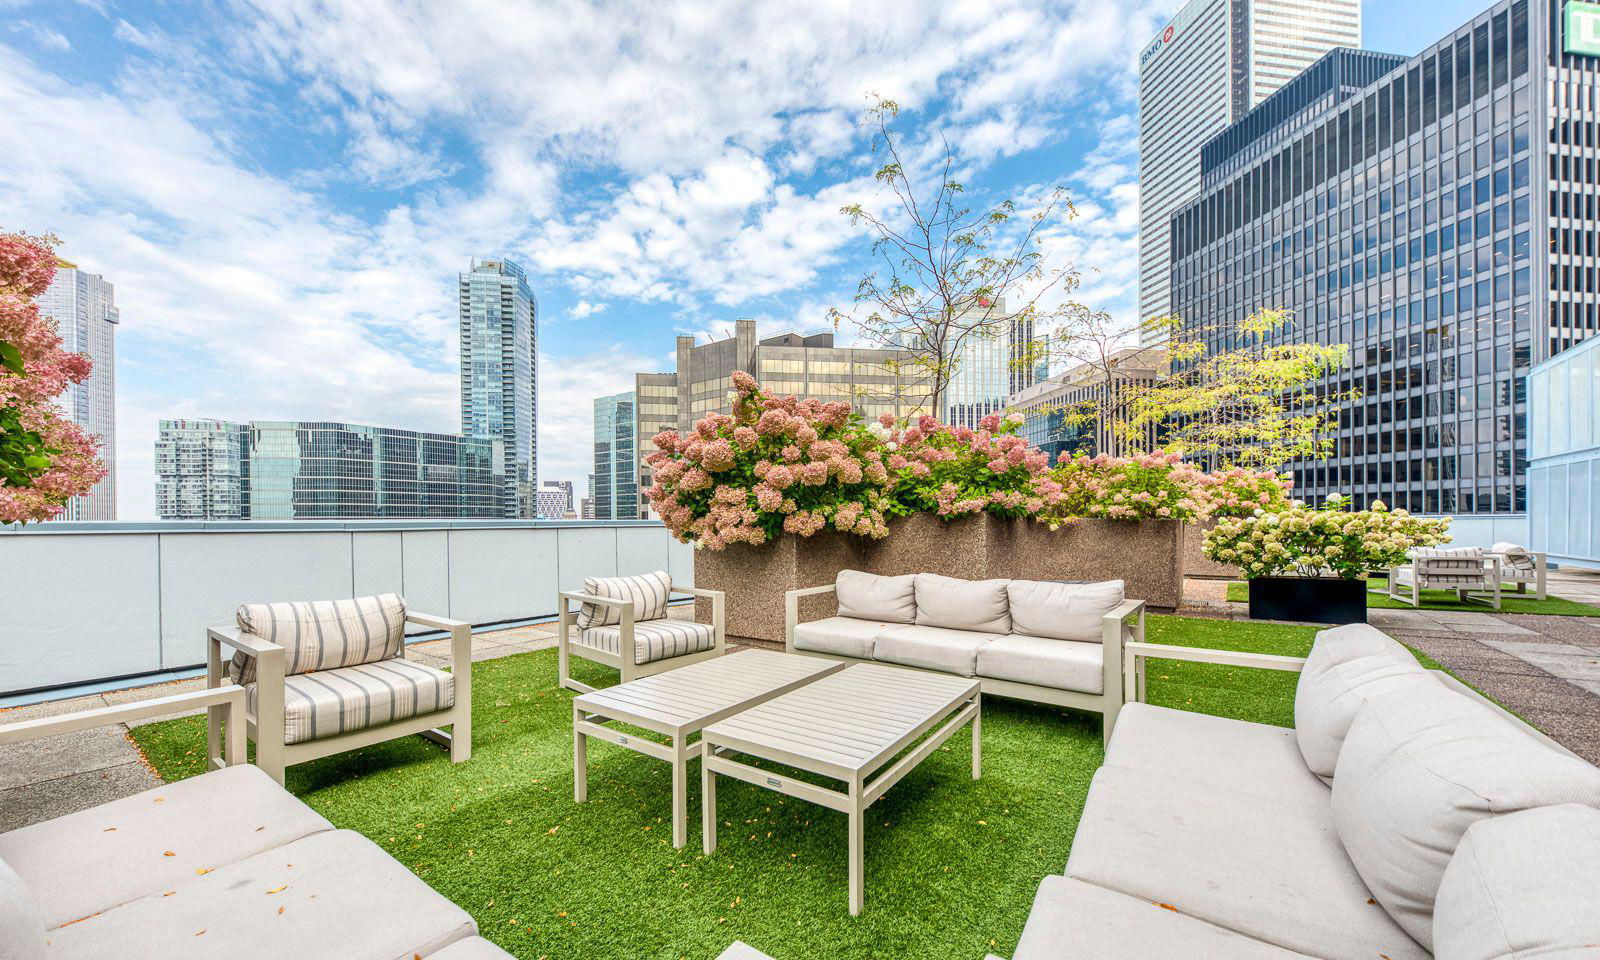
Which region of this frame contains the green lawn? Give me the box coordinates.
[1224,578,1600,617]
[130,616,1321,960]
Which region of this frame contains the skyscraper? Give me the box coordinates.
[1139,0,1362,345]
[36,260,118,519]
[155,419,249,520]
[591,391,637,520]
[941,301,1047,429]
[459,258,537,517]
[541,479,574,515]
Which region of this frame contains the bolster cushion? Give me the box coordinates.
[233,593,407,684]
[1294,651,1435,781]
[576,570,671,628]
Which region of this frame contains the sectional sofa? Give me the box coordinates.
[1000,622,1600,959]
[785,570,1143,741]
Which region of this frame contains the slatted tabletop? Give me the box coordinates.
[572,649,843,736]
[702,663,981,780]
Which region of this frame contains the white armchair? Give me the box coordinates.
[1488,541,1548,600]
[557,570,726,693]
[1388,547,1502,609]
[206,593,472,784]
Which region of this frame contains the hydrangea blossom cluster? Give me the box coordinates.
[644,370,895,549]
[1205,467,1294,518]
[878,411,1052,519]
[1202,497,1451,580]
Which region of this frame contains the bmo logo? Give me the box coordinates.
[1568,0,1600,57]
[1141,22,1180,67]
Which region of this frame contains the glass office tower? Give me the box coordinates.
[1170,0,1596,516]
[36,261,119,520]
[459,258,537,517]
[591,391,637,520]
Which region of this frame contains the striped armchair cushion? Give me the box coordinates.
[248,658,454,745]
[1491,541,1538,573]
[575,570,671,628]
[232,594,407,684]
[580,619,715,665]
[1415,546,1485,573]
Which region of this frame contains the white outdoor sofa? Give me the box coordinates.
[785,571,1143,742]
[557,570,726,694]
[994,622,1600,960]
[0,685,513,960]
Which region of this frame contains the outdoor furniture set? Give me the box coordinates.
[1387,542,1549,609]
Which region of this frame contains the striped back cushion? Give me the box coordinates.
[576,571,671,628]
[1491,541,1538,572]
[231,593,406,684]
[1415,546,1483,573]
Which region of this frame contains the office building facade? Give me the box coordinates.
[1139,0,1362,344]
[36,261,119,519]
[155,419,506,520]
[459,258,537,517]
[1170,0,1591,517]
[1006,348,1168,460]
[591,391,637,520]
[942,305,1046,429]
[541,479,574,516]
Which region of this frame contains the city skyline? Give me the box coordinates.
[0,1,1488,520]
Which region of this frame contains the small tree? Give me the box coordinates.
[829,98,1093,415]
[1126,309,1356,469]
[0,231,105,523]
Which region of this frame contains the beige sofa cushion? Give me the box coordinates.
[1006,579,1124,642]
[1305,623,1413,671]
[975,635,1103,693]
[232,593,406,684]
[914,573,1010,633]
[791,616,891,659]
[0,765,332,930]
[835,570,916,623]
[1332,684,1600,950]
[874,624,996,676]
[1433,804,1600,960]
[1294,654,1437,781]
[0,855,45,960]
[576,570,671,628]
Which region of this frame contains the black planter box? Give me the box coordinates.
[1247,576,1367,624]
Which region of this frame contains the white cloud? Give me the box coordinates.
[569,300,608,320]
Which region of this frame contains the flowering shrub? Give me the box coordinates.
[1037,452,1212,527]
[1202,497,1451,580]
[872,411,1051,519]
[1,233,105,524]
[1205,467,1294,518]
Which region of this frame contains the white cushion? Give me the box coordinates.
[873,624,997,676]
[913,573,1010,633]
[576,570,671,627]
[791,616,892,659]
[1306,623,1413,669]
[1294,653,1437,781]
[1433,804,1600,960]
[0,855,45,960]
[1005,579,1123,642]
[249,658,455,745]
[232,593,406,684]
[430,938,519,959]
[834,570,916,624]
[1331,683,1600,949]
[580,618,715,665]
[975,635,1103,693]
[1489,541,1538,572]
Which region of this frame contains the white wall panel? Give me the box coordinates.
[557,527,618,592]
[448,528,559,623]
[400,530,451,618]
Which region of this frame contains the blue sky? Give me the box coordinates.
[0,0,1488,520]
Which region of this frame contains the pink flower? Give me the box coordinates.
[979,414,1001,432]
[700,439,736,472]
[732,426,758,450]
[877,413,895,428]
[732,369,758,392]
[765,464,795,489]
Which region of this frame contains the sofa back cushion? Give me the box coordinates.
[233,593,406,684]
[1433,804,1600,960]
[835,570,917,624]
[1006,579,1124,643]
[1294,650,1435,781]
[1414,546,1484,574]
[0,855,46,960]
[1305,623,1414,670]
[1331,683,1600,949]
[1489,541,1538,573]
[914,574,1011,634]
[576,570,672,628]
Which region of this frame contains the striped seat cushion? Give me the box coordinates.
[580,619,715,665]
[248,658,454,745]
[575,571,671,628]
[232,594,407,684]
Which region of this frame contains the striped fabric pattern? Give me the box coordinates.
[580,619,715,665]
[1415,547,1487,576]
[1491,541,1538,572]
[576,570,671,628]
[232,594,406,684]
[248,657,454,745]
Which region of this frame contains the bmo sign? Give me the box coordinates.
[1141,23,1179,67]
[1569,0,1600,57]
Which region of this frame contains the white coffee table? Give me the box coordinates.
[572,649,844,849]
[700,662,982,914]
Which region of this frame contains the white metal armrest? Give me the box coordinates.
[784,583,839,653]
[1124,642,1307,672]
[207,625,282,659]
[669,585,720,599]
[559,591,632,608]
[406,611,469,631]
[0,685,248,768]
[788,584,839,599]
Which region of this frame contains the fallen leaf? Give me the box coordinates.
[277,906,285,915]
[265,886,287,895]
[1154,902,1178,912]
[102,827,117,833]
[163,851,176,857]
[195,868,213,876]
[194,930,205,937]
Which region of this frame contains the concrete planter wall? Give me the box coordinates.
[1183,520,1242,581]
[692,532,864,643]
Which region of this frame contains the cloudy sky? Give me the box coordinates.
[1,0,1484,520]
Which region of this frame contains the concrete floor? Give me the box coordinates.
[5,576,1600,832]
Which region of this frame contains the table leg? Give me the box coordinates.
[701,748,718,856]
[573,704,588,804]
[848,774,864,916]
[672,734,688,849]
[971,694,982,780]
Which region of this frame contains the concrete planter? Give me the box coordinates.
[692,531,864,644]
[1183,519,1242,581]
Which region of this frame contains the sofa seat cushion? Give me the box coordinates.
[1332,683,1600,951]
[42,829,476,960]
[232,593,406,684]
[1104,703,1330,808]
[873,624,997,677]
[1294,654,1437,781]
[427,936,519,958]
[1012,875,1317,960]
[792,616,892,660]
[1433,804,1600,960]
[581,618,715,666]
[1065,765,1427,960]
[0,765,332,930]
[913,574,1011,633]
[1006,579,1124,642]
[249,658,455,745]
[1,855,45,960]
[975,635,1103,693]
[834,570,916,624]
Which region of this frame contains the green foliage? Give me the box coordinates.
[1204,496,1452,580]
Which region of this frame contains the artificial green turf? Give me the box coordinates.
[128,616,1324,960]
[1224,578,1600,617]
